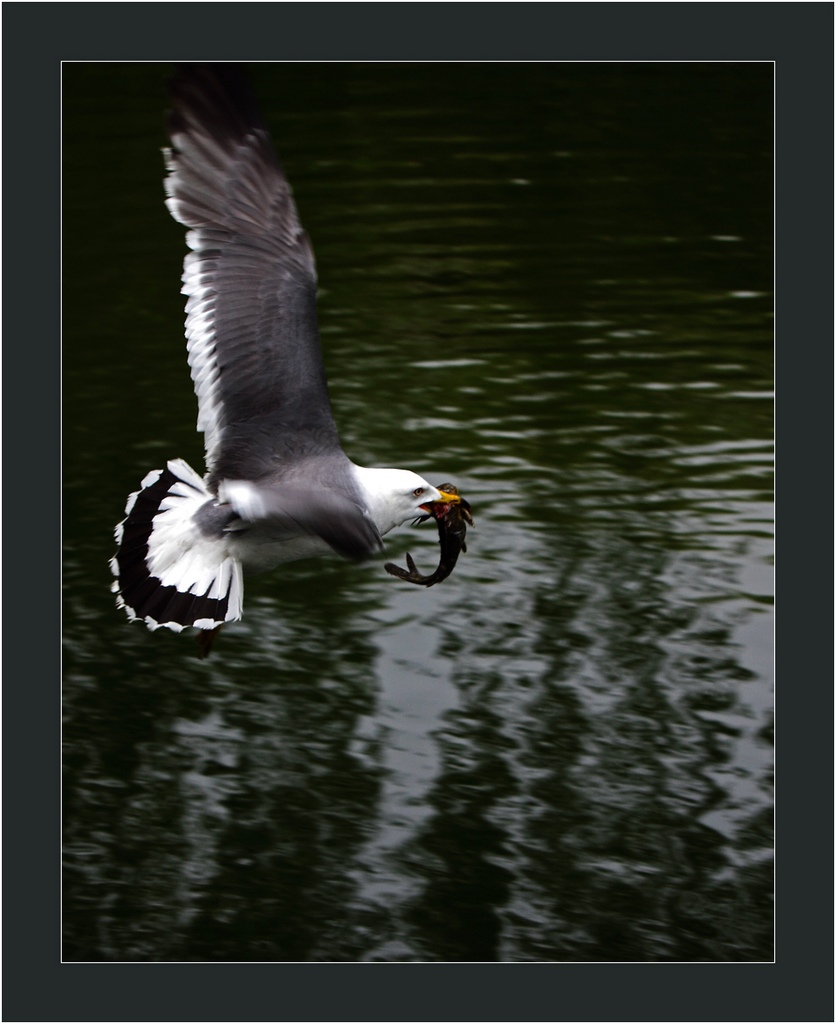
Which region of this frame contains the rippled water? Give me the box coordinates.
[63,63,773,961]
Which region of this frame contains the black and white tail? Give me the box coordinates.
[111,458,243,632]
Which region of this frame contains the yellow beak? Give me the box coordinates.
[436,489,462,504]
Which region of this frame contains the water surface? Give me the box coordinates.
[63,62,773,962]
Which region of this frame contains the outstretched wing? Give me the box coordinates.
[164,63,343,487]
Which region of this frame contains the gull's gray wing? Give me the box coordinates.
[217,470,385,563]
[164,63,342,488]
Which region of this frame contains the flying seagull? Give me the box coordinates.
[111,63,462,636]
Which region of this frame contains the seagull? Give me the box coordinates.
[111,63,462,639]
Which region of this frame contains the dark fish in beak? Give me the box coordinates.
[385,483,473,587]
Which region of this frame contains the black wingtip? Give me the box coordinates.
[167,62,266,146]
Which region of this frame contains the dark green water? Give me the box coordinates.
[63,62,773,962]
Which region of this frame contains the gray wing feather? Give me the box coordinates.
[259,482,384,562]
[164,64,342,487]
[220,471,384,562]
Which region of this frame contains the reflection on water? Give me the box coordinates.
[63,62,772,961]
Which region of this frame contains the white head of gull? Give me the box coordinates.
[110,63,461,641]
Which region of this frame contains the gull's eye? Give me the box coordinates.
[413,487,425,497]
